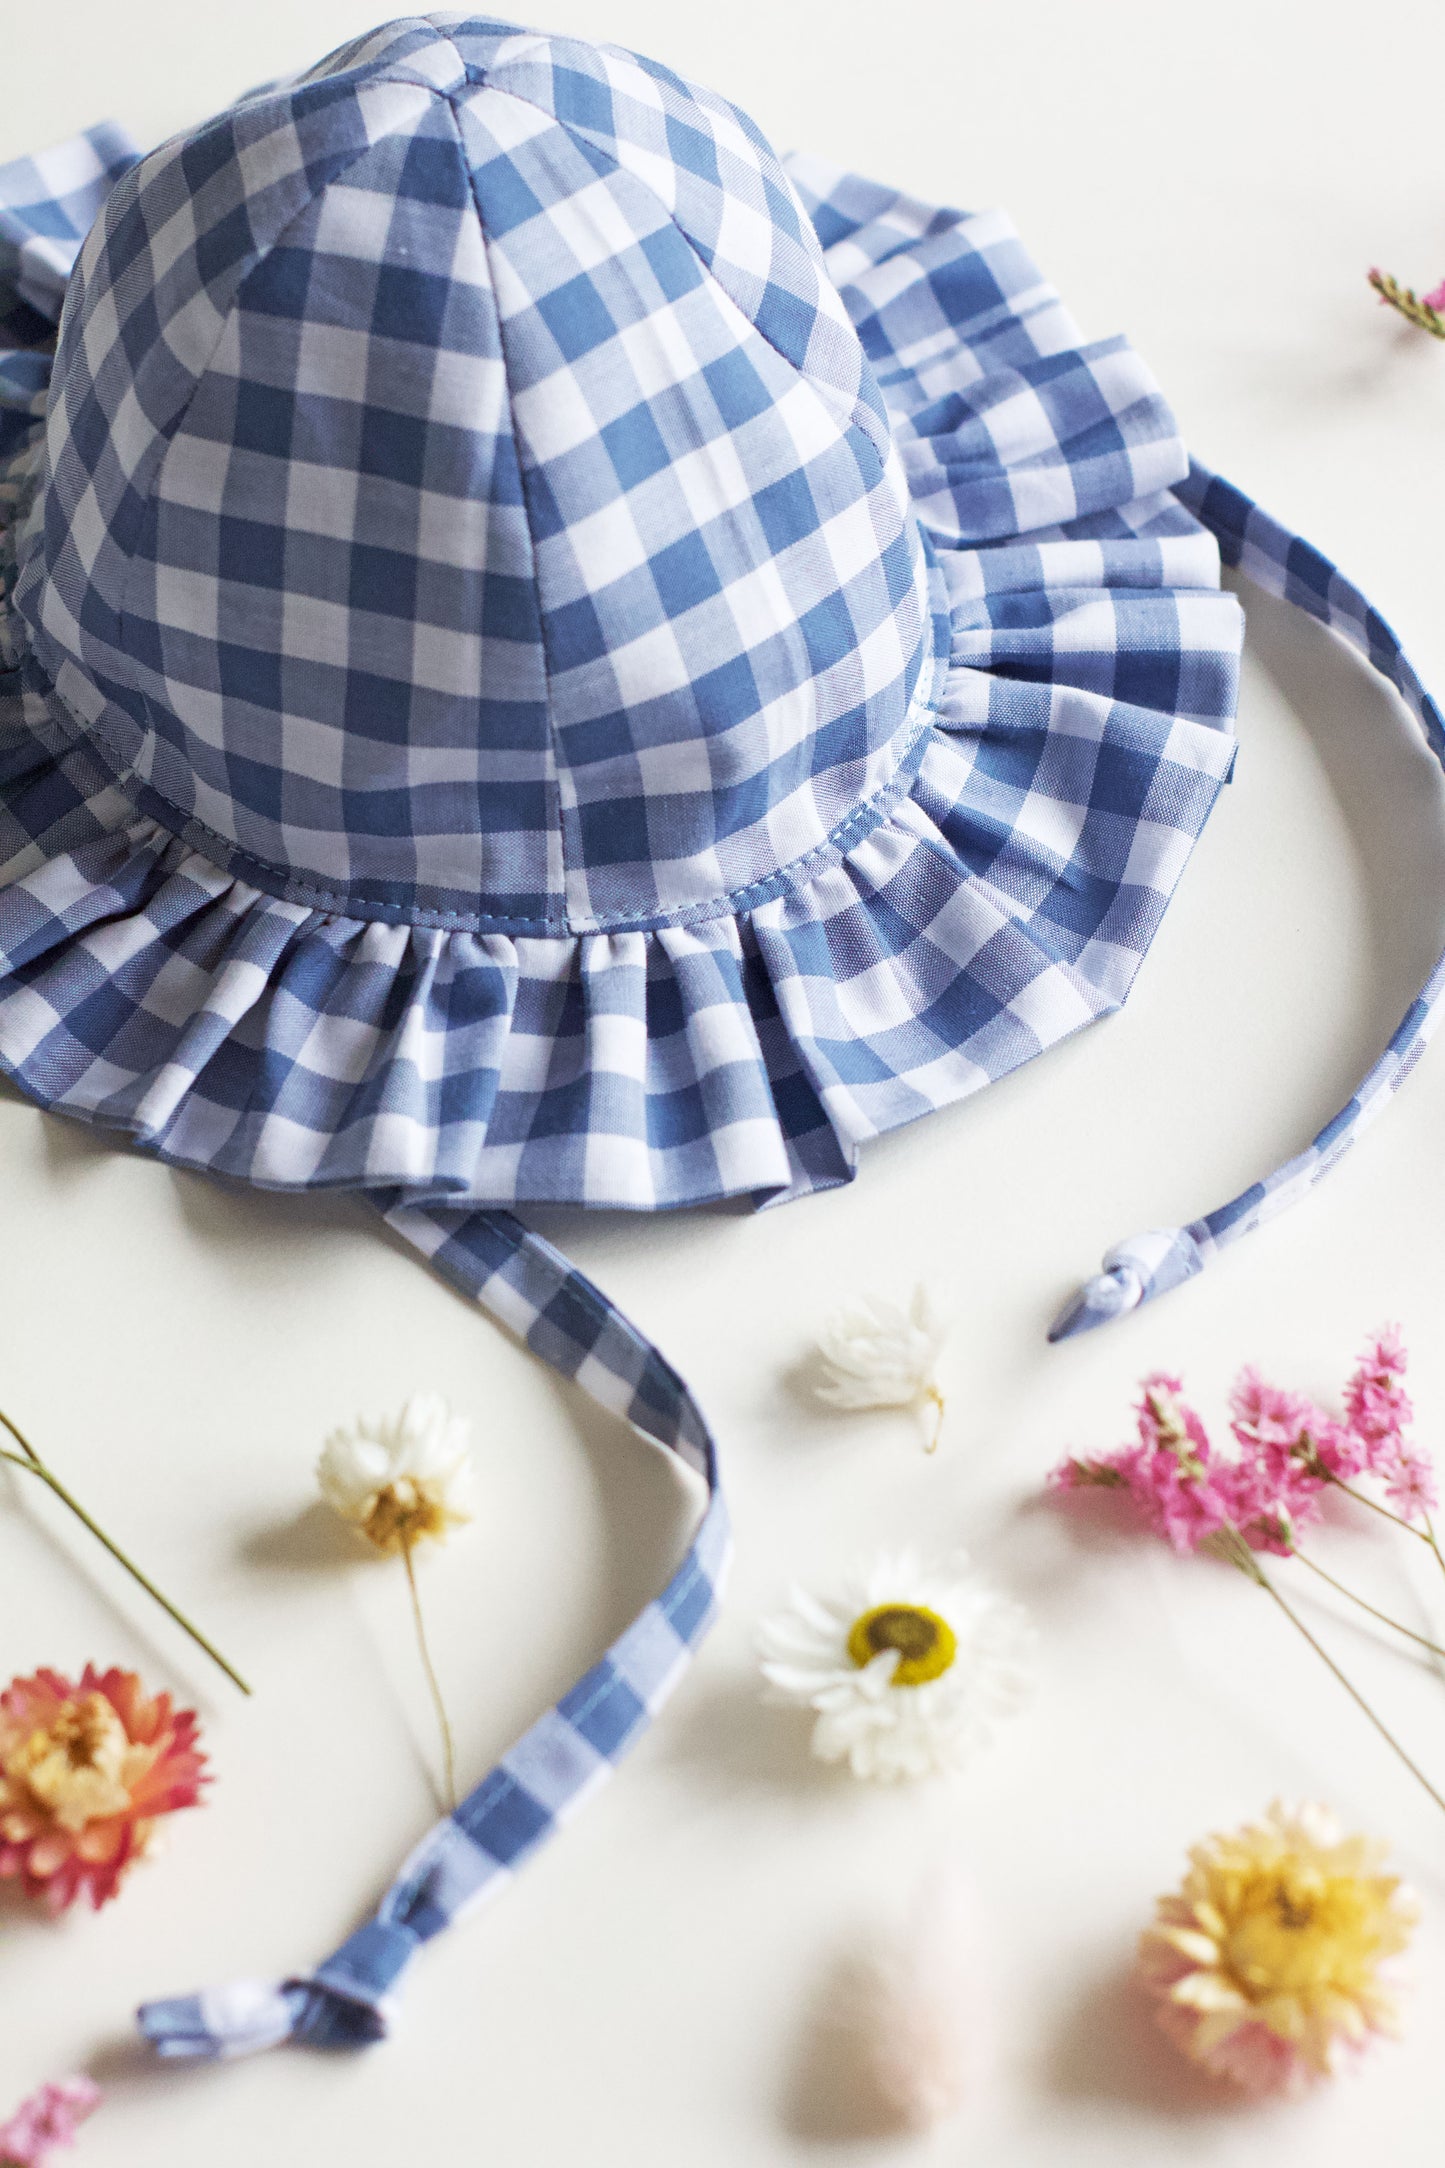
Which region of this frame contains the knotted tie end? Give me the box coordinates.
[1048,1228,1204,1343]
[139,1920,420,2059]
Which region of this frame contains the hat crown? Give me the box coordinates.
[15,16,934,931]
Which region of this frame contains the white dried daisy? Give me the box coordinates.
[757,1553,1034,1782]
[815,1289,948,1450]
[318,1390,475,1554]
[317,1391,475,1810]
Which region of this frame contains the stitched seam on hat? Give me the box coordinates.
[444,90,574,933]
[26,619,945,933]
[443,80,932,935]
[461,68,893,468]
[112,99,439,711]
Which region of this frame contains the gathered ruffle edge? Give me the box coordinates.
[0,138,1244,1212]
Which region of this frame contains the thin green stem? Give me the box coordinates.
[0,1438,251,1697]
[1290,1547,1445,1661]
[1225,1530,1445,1818]
[921,1385,945,1456]
[1422,1512,1445,1590]
[1321,1468,1434,1545]
[402,1536,457,1813]
[0,1407,43,1466]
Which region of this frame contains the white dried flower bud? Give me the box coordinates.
[317,1391,475,1554]
[815,1287,948,1448]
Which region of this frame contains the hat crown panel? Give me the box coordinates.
[14,17,929,932]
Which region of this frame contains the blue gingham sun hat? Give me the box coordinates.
[2,12,1442,2059]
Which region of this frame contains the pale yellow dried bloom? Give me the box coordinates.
[1139,1800,1418,2093]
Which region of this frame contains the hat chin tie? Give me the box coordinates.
[132,1199,728,2061]
[1048,1229,1204,1342]
[139,1921,423,2057]
[1052,461,1445,1341]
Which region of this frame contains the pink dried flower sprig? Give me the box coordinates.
[0,2078,101,2167]
[1051,1331,1445,1821]
[1368,266,1445,338]
[1055,1330,1439,1564]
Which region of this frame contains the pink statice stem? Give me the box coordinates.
[1325,1465,1445,1586]
[1243,1543,1445,1820]
[1289,1548,1445,1660]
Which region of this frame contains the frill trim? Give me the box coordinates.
[0,134,1244,1211]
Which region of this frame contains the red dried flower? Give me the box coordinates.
[0,1667,207,1913]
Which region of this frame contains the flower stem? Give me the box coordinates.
[1290,1547,1445,1662]
[1421,1512,1445,1590]
[922,1385,945,1455]
[1321,1468,1434,1546]
[1234,1537,1445,1819]
[401,1536,457,1813]
[0,1424,251,1697]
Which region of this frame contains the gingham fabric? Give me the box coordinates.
[140,1201,729,2057]
[9,9,1432,2068]
[1050,464,1445,1337]
[19,19,937,935]
[0,19,1246,1220]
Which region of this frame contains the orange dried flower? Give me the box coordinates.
[0,1666,207,1913]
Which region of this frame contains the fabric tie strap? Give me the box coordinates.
[139,1202,730,2058]
[1051,464,1445,1339]
[7,118,1443,2051]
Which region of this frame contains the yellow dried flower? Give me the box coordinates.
[1139,1801,1417,2093]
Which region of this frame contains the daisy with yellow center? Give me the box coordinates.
[318,1392,476,1809]
[757,1553,1034,1781]
[1140,1801,1418,2093]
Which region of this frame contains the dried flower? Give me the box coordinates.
[1051,1373,1239,1552]
[0,2078,102,2166]
[0,1668,206,1913]
[318,1392,475,1553]
[1050,1333,1445,1822]
[757,1553,1033,1782]
[1139,1802,1417,2093]
[815,1289,948,1450]
[318,1393,475,1810]
[1368,266,1445,337]
[838,1870,981,2129]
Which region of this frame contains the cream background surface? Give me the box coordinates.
[5,3,1445,2162]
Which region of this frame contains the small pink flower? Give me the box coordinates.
[1228,1367,1315,1451]
[1228,1368,1352,1483]
[1384,1451,1437,1524]
[1344,1326,1413,1451]
[1309,1417,1370,1483]
[1217,1454,1314,1556]
[0,2079,101,2166]
[1110,1378,1234,1553]
[1422,279,1445,312]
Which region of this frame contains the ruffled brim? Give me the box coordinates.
[0,144,1243,1213]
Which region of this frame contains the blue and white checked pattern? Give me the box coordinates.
[140,1201,729,2057]
[0,123,137,532]
[0,121,137,358]
[0,82,1244,1215]
[1050,463,1445,1337]
[8,16,1425,2065]
[16,18,934,934]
